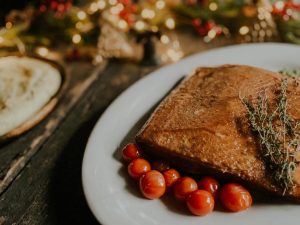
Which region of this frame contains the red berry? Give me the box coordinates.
[174,177,198,200]
[128,158,151,179]
[163,169,181,188]
[198,176,220,200]
[139,170,166,199]
[186,190,214,216]
[122,143,141,161]
[219,183,252,212]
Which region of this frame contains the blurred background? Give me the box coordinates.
[0,1,300,225]
[0,0,299,66]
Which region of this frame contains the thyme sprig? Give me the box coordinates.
[279,69,300,78]
[241,78,300,195]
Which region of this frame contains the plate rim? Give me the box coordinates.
[82,42,300,225]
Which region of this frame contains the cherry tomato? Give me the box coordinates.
[128,158,151,179]
[219,183,252,212]
[139,170,166,199]
[151,160,170,172]
[197,176,220,200]
[163,169,181,188]
[122,143,141,161]
[186,190,215,216]
[174,177,198,200]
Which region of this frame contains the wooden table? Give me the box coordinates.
[0,35,232,225]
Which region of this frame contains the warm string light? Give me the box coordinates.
[6,22,13,29]
[108,0,117,6]
[237,0,277,43]
[160,35,170,44]
[110,3,124,14]
[207,29,216,39]
[151,26,158,32]
[35,46,49,57]
[167,48,183,61]
[72,34,82,44]
[209,2,218,11]
[165,18,175,29]
[118,19,128,30]
[186,0,223,42]
[156,0,165,9]
[2,0,298,62]
[89,0,182,62]
[135,20,146,31]
[89,0,176,33]
[76,21,83,29]
[274,1,285,11]
[77,11,87,20]
[89,2,98,13]
[159,34,183,63]
[141,9,155,19]
[239,26,250,35]
[272,0,300,20]
[97,0,106,10]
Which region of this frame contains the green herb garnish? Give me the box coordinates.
[279,69,300,78]
[241,78,300,195]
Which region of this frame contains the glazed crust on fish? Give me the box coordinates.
[136,65,300,201]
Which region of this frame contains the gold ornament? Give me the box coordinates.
[96,23,142,62]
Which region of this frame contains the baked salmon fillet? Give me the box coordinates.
[136,65,300,200]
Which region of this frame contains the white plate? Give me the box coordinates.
[82,43,300,225]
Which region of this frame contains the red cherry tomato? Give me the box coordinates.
[163,169,181,188]
[151,160,170,172]
[139,170,166,199]
[197,176,220,200]
[128,158,151,179]
[174,177,198,200]
[219,183,252,212]
[186,190,215,216]
[122,143,141,161]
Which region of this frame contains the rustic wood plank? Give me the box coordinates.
[0,62,106,194]
[0,62,90,176]
[0,60,156,225]
[0,36,232,224]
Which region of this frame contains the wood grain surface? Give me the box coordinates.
[0,34,232,225]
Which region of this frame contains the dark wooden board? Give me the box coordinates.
[0,36,232,225]
[0,62,106,194]
[0,60,157,225]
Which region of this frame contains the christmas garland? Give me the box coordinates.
[0,0,299,62]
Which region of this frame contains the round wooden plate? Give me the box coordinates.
[0,54,69,143]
